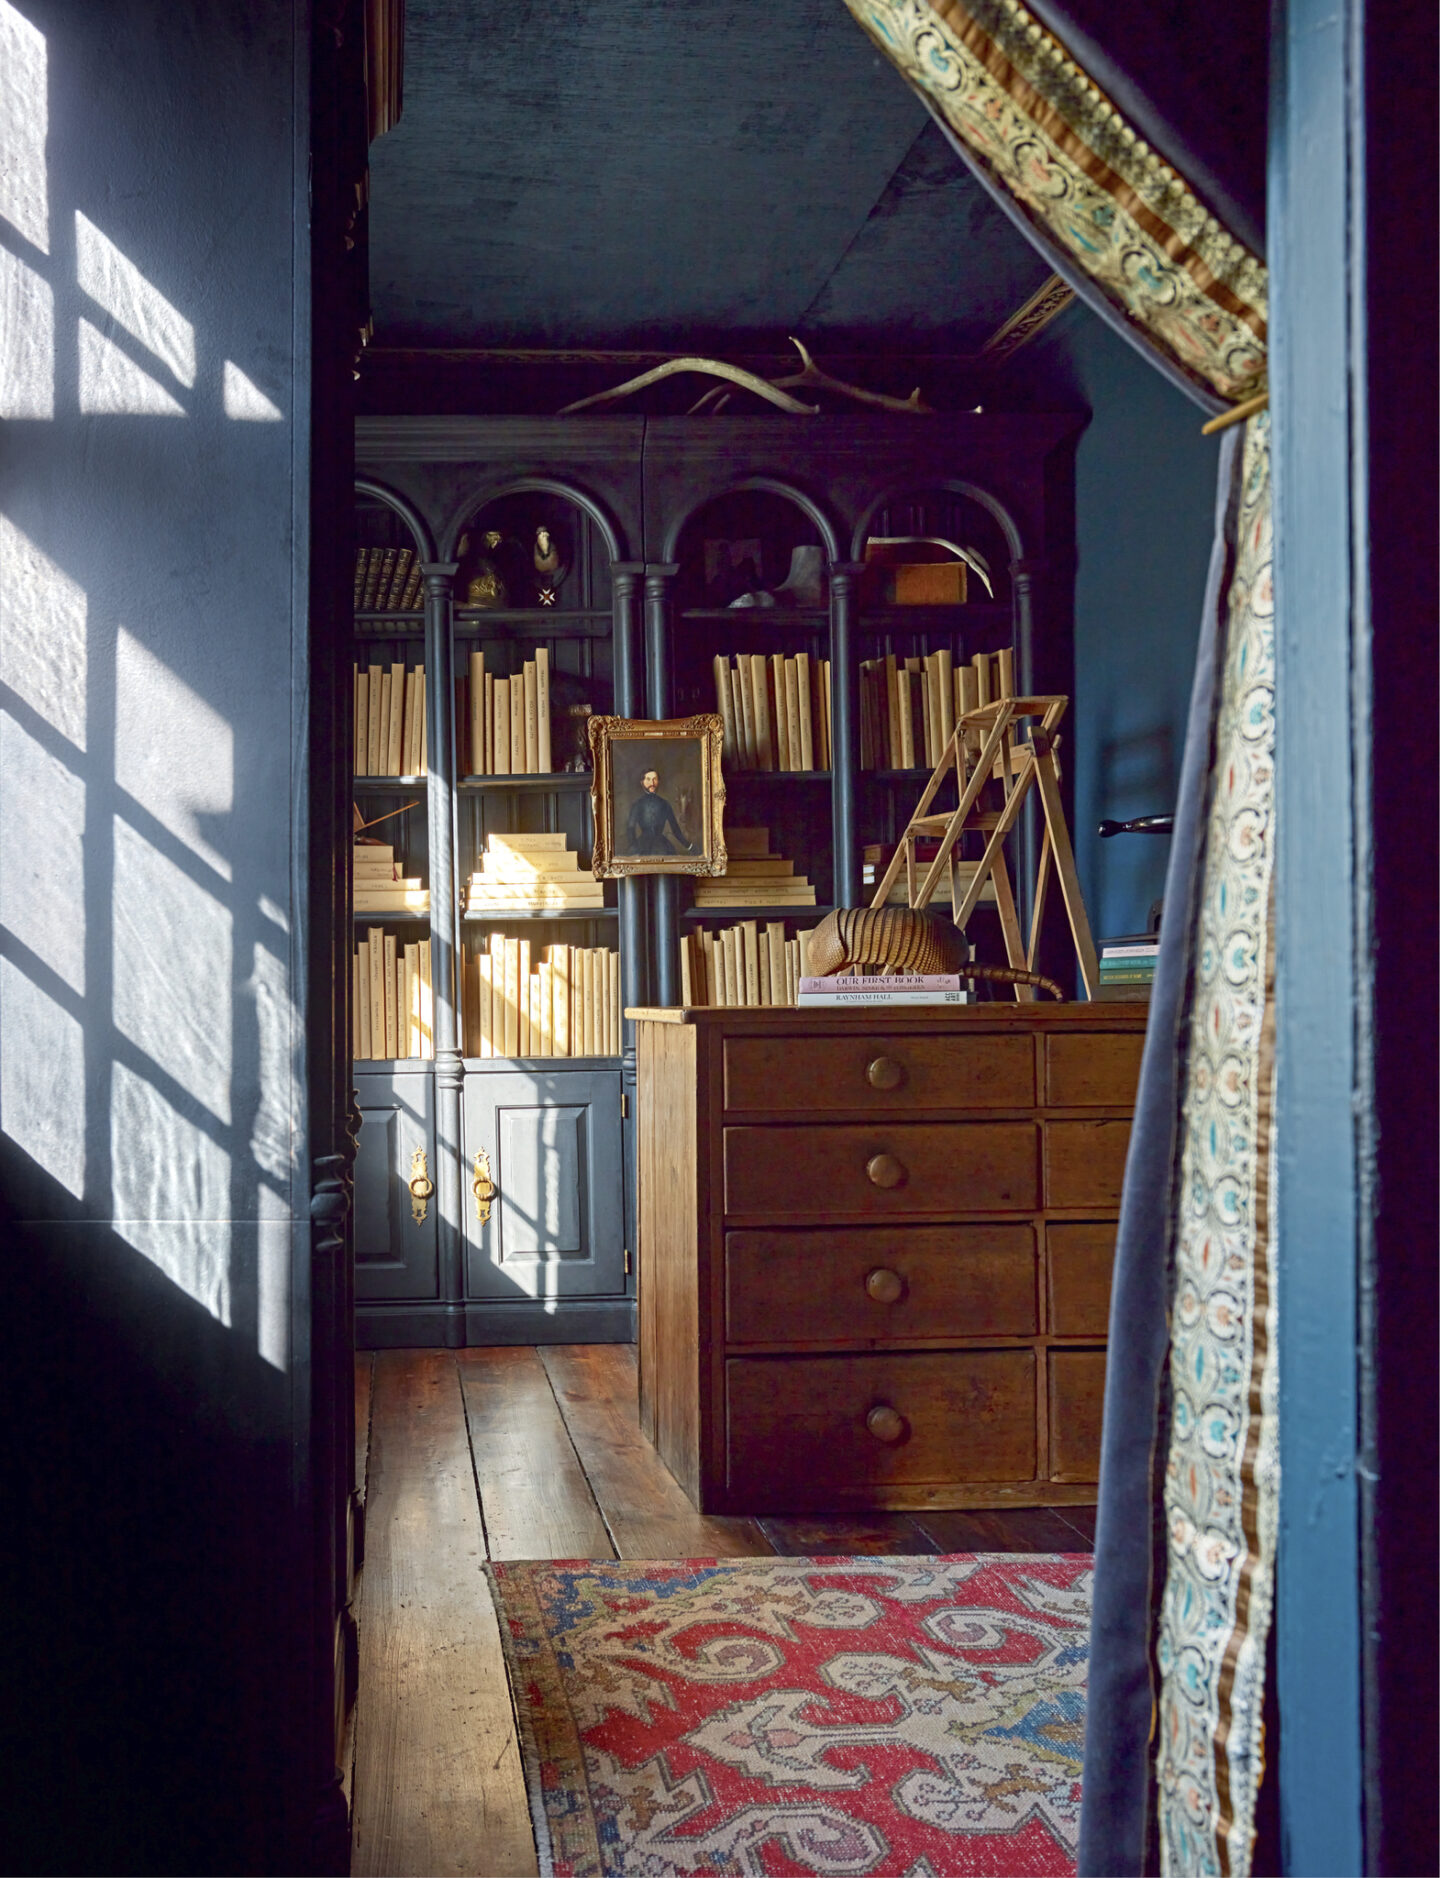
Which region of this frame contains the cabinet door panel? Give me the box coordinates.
[353,1071,439,1301]
[464,1068,624,1300]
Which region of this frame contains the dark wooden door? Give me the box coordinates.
[353,1071,440,1301]
[462,1066,625,1303]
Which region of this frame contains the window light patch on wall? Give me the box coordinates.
[223,360,282,420]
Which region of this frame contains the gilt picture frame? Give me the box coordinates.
[588,714,727,878]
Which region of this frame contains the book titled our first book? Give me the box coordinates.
[797,973,968,1005]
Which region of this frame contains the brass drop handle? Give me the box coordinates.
[866,1152,906,1190]
[865,1267,904,1305]
[473,1148,496,1225]
[407,1148,434,1225]
[866,1055,905,1091]
[866,1404,906,1444]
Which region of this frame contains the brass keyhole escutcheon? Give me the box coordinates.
[473,1148,496,1225]
[866,1403,906,1444]
[865,1152,906,1190]
[407,1148,434,1225]
[865,1267,904,1305]
[866,1055,905,1092]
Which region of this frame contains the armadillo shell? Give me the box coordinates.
[807,906,967,978]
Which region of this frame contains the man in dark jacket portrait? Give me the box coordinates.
[622,767,692,855]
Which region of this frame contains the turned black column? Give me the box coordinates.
[421,560,463,1340]
[828,562,866,909]
[611,561,645,1283]
[644,562,680,1006]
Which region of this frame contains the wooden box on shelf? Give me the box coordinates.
[632,1002,1144,1514]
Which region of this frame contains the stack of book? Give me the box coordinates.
[798,972,967,1006]
[466,935,619,1058]
[861,841,996,908]
[1097,933,1159,1000]
[680,920,818,1008]
[692,827,817,910]
[460,648,552,775]
[465,831,604,915]
[353,929,433,1059]
[353,842,429,916]
[712,651,832,771]
[859,646,1013,771]
[353,663,427,776]
[354,545,424,613]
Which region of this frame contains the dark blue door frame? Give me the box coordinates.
[1271,0,1438,1871]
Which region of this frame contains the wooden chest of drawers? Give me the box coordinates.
[632,1004,1146,1513]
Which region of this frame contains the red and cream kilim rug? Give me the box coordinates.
[488,1554,1091,1877]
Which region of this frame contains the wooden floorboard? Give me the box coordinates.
[351,1351,537,1878]
[355,1351,374,1501]
[540,1344,774,1559]
[758,1514,942,1557]
[458,1346,615,1561]
[913,1505,1096,1554]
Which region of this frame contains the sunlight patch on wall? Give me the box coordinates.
[0,3,48,254]
[248,939,297,1187]
[257,1183,291,1371]
[0,513,86,748]
[115,627,233,880]
[0,243,53,417]
[78,316,185,415]
[0,710,85,993]
[111,1060,231,1325]
[76,210,194,388]
[113,816,232,1123]
[0,955,85,1197]
[223,360,283,420]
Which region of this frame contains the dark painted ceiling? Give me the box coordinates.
[366,0,1053,354]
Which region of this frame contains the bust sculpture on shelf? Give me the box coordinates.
[549,670,595,771]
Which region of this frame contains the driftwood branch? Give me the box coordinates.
[559,357,817,416]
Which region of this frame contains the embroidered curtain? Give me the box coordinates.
[840,5,1276,1873]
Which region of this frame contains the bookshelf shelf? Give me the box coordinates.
[682,904,833,923]
[354,773,428,789]
[463,908,617,923]
[458,771,592,792]
[456,607,612,640]
[351,910,429,923]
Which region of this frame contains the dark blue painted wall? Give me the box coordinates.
[1003,300,1220,943]
[0,3,321,1869]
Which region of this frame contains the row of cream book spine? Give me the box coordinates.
[467,935,619,1058]
[859,646,1015,771]
[681,921,817,1008]
[713,652,831,771]
[354,663,427,776]
[462,648,552,775]
[354,545,424,613]
[354,930,433,1060]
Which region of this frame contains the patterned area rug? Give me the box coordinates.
[488,1555,1091,1877]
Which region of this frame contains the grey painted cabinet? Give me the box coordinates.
[463,1063,626,1310]
[353,1071,440,1303]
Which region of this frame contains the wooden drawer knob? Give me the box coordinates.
[865,1152,906,1190]
[866,1055,906,1092]
[866,1403,906,1444]
[864,1267,904,1305]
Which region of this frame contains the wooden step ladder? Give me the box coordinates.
[869,692,1100,1000]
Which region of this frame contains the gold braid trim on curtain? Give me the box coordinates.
[841,0,1267,400]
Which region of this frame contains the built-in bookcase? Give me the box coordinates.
[349,413,1081,1348]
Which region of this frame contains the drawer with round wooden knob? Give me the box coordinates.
[724,1225,1038,1345]
[722,1122,1039,1217]
[725,1351,1037,1508]
[722,1033,1035,1114]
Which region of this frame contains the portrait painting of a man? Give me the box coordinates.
[588,715,726,878]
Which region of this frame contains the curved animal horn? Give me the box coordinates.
[559,358,817,416]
